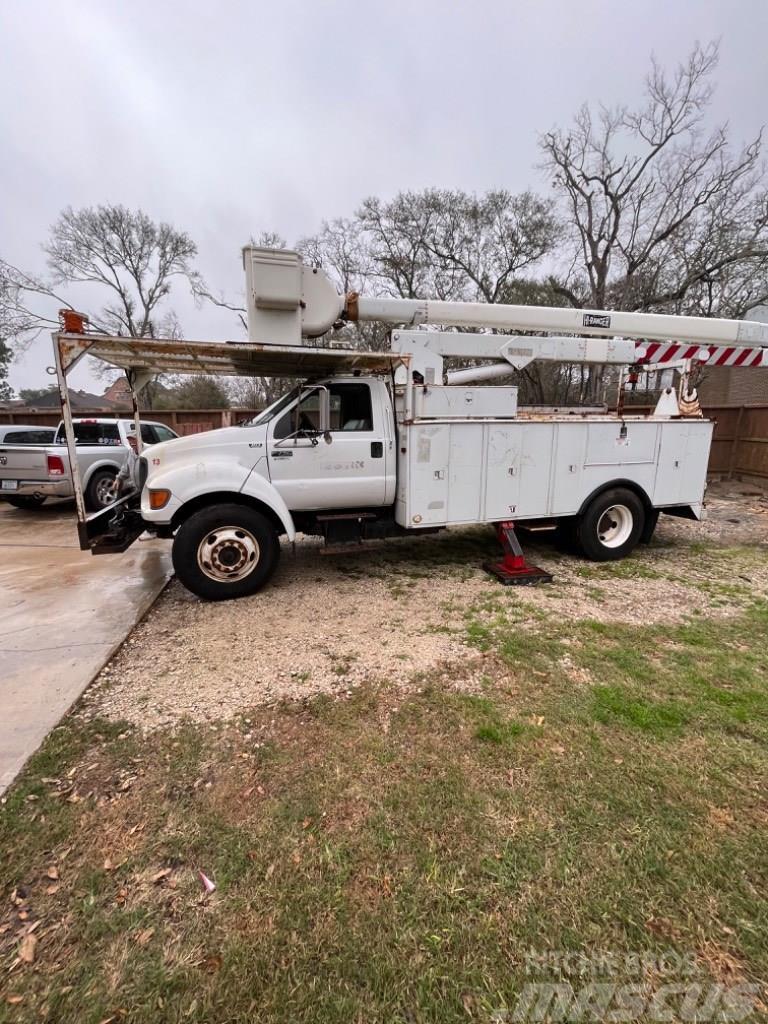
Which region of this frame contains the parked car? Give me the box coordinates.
[0,425,57,445]
[0,417,178,511]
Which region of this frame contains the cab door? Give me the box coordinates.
[267,382,387,510]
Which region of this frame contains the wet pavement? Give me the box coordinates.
[0,501,171,793]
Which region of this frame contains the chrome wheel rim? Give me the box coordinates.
[197,526,260,582]
[597,504,633,548]
[95,476,117,507]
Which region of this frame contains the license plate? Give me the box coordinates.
[1,480,18,490]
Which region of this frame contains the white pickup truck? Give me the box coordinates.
[0,417,177,511]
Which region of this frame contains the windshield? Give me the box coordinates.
[238,386,301,427]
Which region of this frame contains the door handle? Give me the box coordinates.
[371,441,384,458]
[271,450,293,458]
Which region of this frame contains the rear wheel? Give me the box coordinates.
[86,469,118,511]
[6,495,46,510]
[575,488,645,562]
[172,503,280,601]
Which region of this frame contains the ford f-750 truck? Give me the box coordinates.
[49,246,768,600]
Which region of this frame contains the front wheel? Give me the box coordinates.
[172,503,280,600]
[575,488,645,562]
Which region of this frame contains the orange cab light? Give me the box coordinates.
[148,489,171,510]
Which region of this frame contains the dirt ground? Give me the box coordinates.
[80,481,768,730]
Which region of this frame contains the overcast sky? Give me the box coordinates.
[2,0,767,392]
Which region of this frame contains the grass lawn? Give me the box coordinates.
[1,546,767,1022]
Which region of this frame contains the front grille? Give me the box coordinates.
[138,456,148,492]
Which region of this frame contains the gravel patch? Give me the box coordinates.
[82,481,768,729]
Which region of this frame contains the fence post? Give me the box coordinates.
[728,405,746,480]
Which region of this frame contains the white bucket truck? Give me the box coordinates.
[51,247,768,600]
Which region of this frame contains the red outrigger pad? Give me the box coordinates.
[483,521,553,587]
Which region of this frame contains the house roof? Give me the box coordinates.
[24,389,117,410]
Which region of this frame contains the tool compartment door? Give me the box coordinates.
[404,424,451,525]
[483,423,553,520]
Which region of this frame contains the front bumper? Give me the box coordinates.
[0,479,73,499]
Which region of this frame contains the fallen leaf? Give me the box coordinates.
[151,868,172,884]
[135,927,154,947]
[198,870,216,894]
[265,863,275,879]
[18,933,37,964]
[46,866,59,881]
[6,995,24,1005]
[46,884,60,896]
[201,954,222,974]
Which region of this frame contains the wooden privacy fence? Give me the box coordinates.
[706,404,768,482]
[2,403,768,481]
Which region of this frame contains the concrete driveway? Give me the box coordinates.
[0,501,171,793]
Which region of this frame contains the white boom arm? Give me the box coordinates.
[243,245,768,367]
[353,296,768,348]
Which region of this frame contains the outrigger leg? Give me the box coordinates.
[483,521,553,586]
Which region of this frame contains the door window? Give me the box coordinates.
[273,383,373,439]
[153,425,178,442]
[329,383,373,432]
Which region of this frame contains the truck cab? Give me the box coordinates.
[137,376,399,598]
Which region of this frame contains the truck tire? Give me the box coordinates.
[6,495,47,510]
[172,504,280,601]
[86,468,118,511]
[575,488,645,562]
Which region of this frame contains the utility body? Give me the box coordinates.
[50,246,768,600]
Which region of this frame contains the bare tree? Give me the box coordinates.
[356,189,557,304]
[43,205,197,337]
[541,42,768,400]
[356,189,562,400]
[1,205,198,403]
